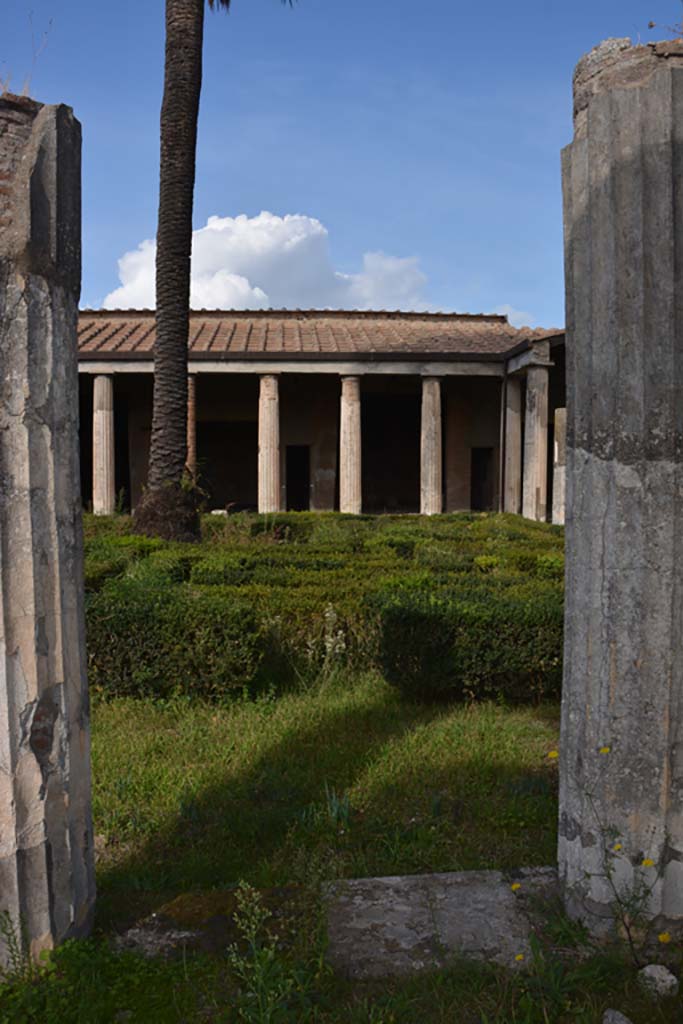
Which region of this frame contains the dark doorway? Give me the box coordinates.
[286,445,310,510]
[198,421,258,510]
[362,395,420,512]
[471,447,495,511]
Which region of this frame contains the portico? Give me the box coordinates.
[78,310,565,519]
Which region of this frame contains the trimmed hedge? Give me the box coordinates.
[372,582,563,703]
[83,512,564,703]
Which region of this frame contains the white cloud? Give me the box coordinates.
[103,211,428,311]
[494,303,536,329]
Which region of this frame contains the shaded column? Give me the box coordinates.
[339,376,362,514]
[421,377,442,515]
[560,38,683,936]
[0,95,95,965]
[258,374,280,513]
[92,375,115,515]
[503,377,523,514]
[186,374,197,479]
[552,407,566,525]
[522,349,549,521]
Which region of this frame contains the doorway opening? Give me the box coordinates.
[286,445,310,510]
[471,447,495,511]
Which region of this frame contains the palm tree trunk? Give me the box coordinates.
[147,0,204,491]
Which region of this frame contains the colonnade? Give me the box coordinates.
[90,368,558,519]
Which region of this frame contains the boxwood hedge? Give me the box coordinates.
[83,512,564,703]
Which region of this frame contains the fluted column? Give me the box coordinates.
[552,407,566,525]
[420,377,442,515]
[92,375,115,515]
[560,38,683,937]
[339,376,362,514]
[186,374,197,479]
[503,377,522,514]
[522,352,549,521]
[258,374,280,513]
[0,95,95,966]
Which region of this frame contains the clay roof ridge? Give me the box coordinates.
[79,307,513,323]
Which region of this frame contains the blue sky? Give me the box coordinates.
[2,0,679,326]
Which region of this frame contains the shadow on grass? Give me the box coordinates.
[94,687,560,932]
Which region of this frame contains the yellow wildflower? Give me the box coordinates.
[642,858,655,868]
[612,843,622,852]
[515,954,525,962]
[511,883,521,892]
[599,746,611,755]
[547,750,559,760]
[658,932,672,944]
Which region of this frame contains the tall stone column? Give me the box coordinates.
[522,347,550,521]
[0,96,95,964]
[560,38,683,936]
[551,408,566,526]
[503,377,522,514]
[339,376,362,514]
[420,377,442,515]
[258,374,280,513]
[92,375,115,515]
[186,374,197,480]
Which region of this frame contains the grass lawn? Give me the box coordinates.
[91,673,560,921]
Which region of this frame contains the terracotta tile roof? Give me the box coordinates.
[78,309,563,361]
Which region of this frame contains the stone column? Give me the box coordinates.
[258,374,280,513]
[522,346,550,521]
[186,374,197,479]
[560,38,683,936]
[552,408,566,526]
[503,377,522,514]
[339,376,362,514]
[0,95,95,964]
[420,377,443,515]
[92,375,115,515]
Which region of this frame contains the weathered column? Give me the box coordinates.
[560,38,683,937]
[522,345,550,521]
[186,373,197,479]
[551,407,566,526]
[503,377,522,514]
[92,375,115,515]
[339,376,362,514]
[258,374,280,513]
[420,376,443,515]
[0,95,95,964]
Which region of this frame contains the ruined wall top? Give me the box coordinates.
[573,37,683,134]
[0,94,81,293]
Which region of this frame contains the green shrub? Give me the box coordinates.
[373,583,563,703]
[87,577,263,699]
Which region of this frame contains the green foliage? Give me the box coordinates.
[373,580,563,703]
[83,512,564,702]
[227,883,322,1023]
[87,575,263,699]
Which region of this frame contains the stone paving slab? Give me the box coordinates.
[326,866,558,979]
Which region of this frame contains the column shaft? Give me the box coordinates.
[560,38,683,935]
[551,407,566,526]
[421,377,443,515]
[258,375,280,513]
[92,375,115,515]
[503,377,523,514]
[0,95,94,966]
[339,377,362,514]
[522,364,549,521]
